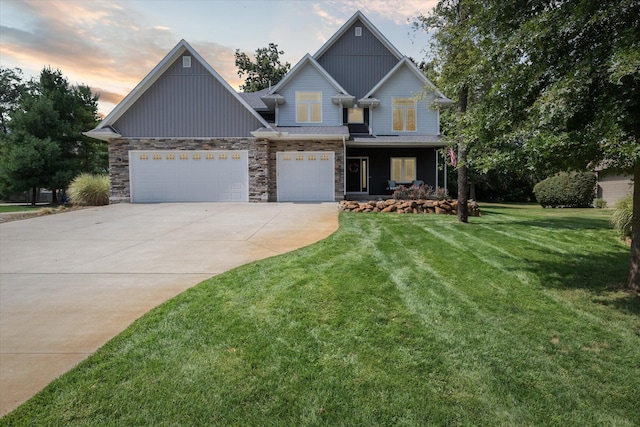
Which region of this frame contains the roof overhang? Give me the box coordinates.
[261,94,286,109]
[251,130,347,141]
[83,126,121,141]
[358,98,381,108]
[348,136,445,148]
[331,94,355,107]
[434,97,455,108]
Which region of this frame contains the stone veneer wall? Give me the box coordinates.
[108,138,269,203]
[267,140,345,202]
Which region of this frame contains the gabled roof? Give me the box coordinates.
[88,39,270,139]
[266,53,350,96]
[361,57,452,106]
[313,10,403,61]
[238,88,270,111]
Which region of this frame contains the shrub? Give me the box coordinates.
[393,185,410,200]
[533,172,596,208]
[68,173,110,206]
[393,185,450,200]
[611,194,633,239]
[594,198,607,209]
[393,184,435,200]
[433,187,450,200]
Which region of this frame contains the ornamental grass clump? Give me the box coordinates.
[611,194,633,239]
[68,173,110,206]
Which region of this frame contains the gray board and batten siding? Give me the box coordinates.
[112,54,265,138]
[316,19,399,100]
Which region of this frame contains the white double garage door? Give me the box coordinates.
[129,150,335,203]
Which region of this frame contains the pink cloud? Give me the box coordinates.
[0,0,240,115]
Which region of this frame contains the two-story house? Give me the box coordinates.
[86,11,451,203]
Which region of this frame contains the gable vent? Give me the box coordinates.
[355,27,362,37]
[182,56,192,68]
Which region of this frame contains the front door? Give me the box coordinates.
[346,157,368,193]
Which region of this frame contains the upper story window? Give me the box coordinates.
[347,107,364,124]
[355,27,362,37]
[296,92,322,123]
[182,56,191,68]
[392,97,417,132]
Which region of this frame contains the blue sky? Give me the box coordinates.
[0,0,437,115]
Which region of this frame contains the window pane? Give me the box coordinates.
[392,108,403,131]
[404,158,416,181]
[362,160,367,191]
[296,92,321,101]
[348,108,364,123]
[310,104,322,122]
[393,98,415,106]
[406,108,416,131]
[296,103,308,122]
[391,158,403,182]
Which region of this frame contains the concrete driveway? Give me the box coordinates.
[0,202,338,416]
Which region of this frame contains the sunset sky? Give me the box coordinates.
[0,0,437,116]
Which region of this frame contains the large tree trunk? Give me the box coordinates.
[457,84,469,223]
[626,162,640,291]
[31,187,37,206]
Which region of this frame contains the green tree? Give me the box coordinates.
[481,0,639,290]
[235,43,291,92]
[0,67,27,134]
[1,67,105,203]
[0,134,60,205]
[414,0,484,223]
[417,0,640,289]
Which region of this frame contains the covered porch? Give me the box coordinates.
[345,139,447,199]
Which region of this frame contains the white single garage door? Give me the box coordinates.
[129,150,248,203]
[277,151,335,202]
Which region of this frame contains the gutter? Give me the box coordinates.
[250,131,348,141]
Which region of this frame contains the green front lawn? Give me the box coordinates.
[0,205,43,213]
[3,205,639,425]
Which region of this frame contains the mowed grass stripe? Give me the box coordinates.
[353,213,638,424]
[2,206,638,426]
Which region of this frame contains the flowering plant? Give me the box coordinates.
[393,184,449,200]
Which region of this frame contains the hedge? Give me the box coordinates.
[533,172,596,208]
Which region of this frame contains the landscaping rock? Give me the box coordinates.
[339,199,482,216]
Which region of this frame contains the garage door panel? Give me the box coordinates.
[130,150,248,203]
[277,152,334,202]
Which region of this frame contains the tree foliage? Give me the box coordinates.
[0,67,106,203]
[414,0,485,223]
[416,0,640,289]
[0,67,27,134]
[235,43,291,92]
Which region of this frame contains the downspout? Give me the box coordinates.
[343,135,347,200]
[444,150,448,192]
[435,148,439,189]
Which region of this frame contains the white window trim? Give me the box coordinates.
[391,97,417,132]
[295,91,322,124]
